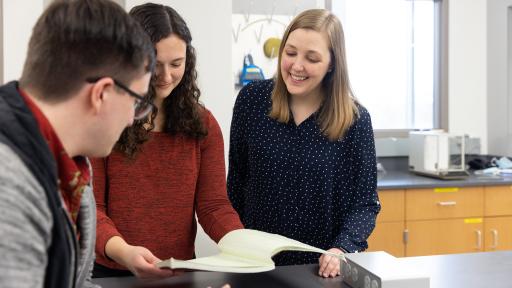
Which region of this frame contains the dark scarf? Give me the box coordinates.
[19,88,90,228]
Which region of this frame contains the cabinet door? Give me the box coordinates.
[484,186,512,216]
[367,222,404,257]
[405,218,483,256]
[484,216,512,251]
[377,189,405,222]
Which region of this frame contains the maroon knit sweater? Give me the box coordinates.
[92,110,243,270]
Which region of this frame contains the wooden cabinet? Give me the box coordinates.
[405,218,483,256]
[484,186,512,251]
[367,190,405,257]
[375,189,405,222]
[484,186,512,216]
[371,185,512,257]
[484,216,512,251]
[404,187,484,256]
[367,221,405,257]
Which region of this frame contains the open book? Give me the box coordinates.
[156,229,345,273]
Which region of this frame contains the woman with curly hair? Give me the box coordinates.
[91,3,243,279]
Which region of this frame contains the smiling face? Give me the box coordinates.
[280,28,332,100]
[154,34,187,101]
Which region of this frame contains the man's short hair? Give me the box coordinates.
[19,0,155,102]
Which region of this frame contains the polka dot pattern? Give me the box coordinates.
[227,79,380,265]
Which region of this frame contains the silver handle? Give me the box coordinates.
[475,230,482,250]
[491,229,499,249]
[437,201,457,206]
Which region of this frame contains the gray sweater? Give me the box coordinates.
[0,143,99,288]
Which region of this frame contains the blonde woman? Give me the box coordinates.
[228,9,380,278]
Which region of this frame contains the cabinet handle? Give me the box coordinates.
[491,229,499,249]
[475,230,482,250]
[437,201,457,206]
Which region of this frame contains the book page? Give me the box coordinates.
[218,229,343,264]
[157,229,345,273]
[159,253,274,273]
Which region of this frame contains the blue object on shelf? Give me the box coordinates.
[239,54,264,86]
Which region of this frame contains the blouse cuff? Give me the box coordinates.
[333,233,365,253]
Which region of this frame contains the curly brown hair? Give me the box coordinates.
[115,3,207,158]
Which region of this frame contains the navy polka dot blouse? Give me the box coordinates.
[227,79,380,265]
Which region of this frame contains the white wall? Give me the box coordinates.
[487,0,512,156]
[448,0,512,156]
[448,0,488,153]
[1,0,44,83]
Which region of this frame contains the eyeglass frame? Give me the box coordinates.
[85,76,155,120]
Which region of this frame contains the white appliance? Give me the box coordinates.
[408,130,469,179]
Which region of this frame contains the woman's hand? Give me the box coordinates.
[318,248,344,278]
[119,245,175,278]
[105,236,175,278]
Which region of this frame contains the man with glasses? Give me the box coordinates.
[0,0,154,287]
[86,77,156,120]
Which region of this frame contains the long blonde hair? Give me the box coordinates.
[269,9,358,141]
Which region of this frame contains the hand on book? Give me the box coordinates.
[318,248,344,278]
[106,236,176,279]
[120,245,177,278]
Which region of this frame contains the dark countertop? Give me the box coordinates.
[377,170,512,190]
[376,156,512,190]
[93,251,512,288]
[93,264,343,288]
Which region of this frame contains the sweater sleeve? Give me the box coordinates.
[195,111,244,243]
[333,107,381,252]
[76,177,100,288]
[0,143,52,288]
[226,86,250,220]
[91,157,123,266]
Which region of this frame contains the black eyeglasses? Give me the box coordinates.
[86,77,155,120]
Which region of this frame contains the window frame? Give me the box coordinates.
[327,0,448,138]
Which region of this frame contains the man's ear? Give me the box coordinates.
[88,77,114,115]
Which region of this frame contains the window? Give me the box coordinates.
[332,0,443,130]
